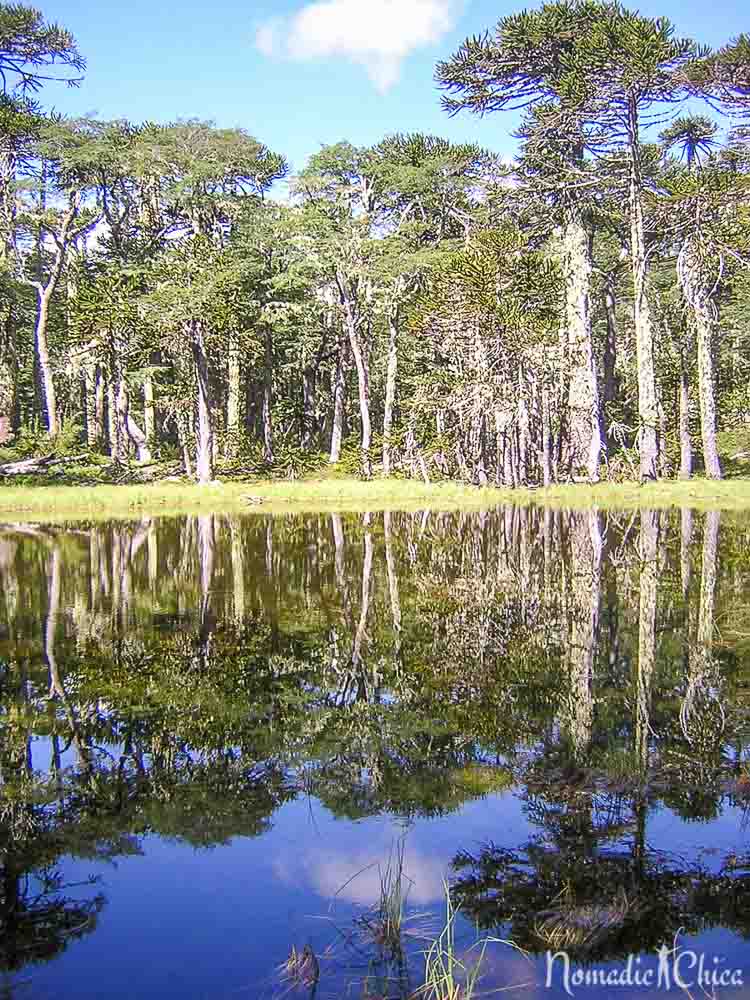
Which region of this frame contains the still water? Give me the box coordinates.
[1,506,749,999]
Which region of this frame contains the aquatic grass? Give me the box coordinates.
[345,839,434,957]
[369,839,412,953]
[312,841,439,999]
[278,943,320,994]
[417,883,524,1000]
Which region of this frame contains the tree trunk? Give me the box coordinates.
[602,275,619,454]
[541,388,552,488]
[0,143,16,260]
[698,511,719,651]
[95,366,105,448]
[107,375,128,465]
[34,288,59,436]
[680,506,693,601]
[83,362,101,449]
[383,511,402,653]
[677,238,722,480]
[126,413,151,462]
[147,522,158,588]
[563,216,602,480]
[226,332,242,458]
[197,514,216,668]
[565,510,602,758]
[144,368,156,452]
[382,301,399,476]
[31,192,80,439]
[682,511,721,746]
[339,279,372,478]
[352,527,373,671]
[191,321,213,484]
[229,517,245,624]
[107,379,118,459]
[177,409,193,479]
[628,101,660,481]
[262,328,274,466]
[679,355,692,479]
[113,365,132,464]
[0,355,14,446]
[302,366,316,451]
[0,143,16,445]
[329,336,347,463]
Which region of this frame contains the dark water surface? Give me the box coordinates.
[1,506,750,999]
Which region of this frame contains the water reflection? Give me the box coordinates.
[0,507,749,996]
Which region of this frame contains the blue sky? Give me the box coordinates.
[40,0,746,175]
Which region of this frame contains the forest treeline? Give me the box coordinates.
[1,2,750,485]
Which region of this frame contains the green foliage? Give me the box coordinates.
[0,2,84,92]
[9,419,84,457]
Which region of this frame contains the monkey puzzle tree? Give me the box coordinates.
[0,3,83,94]
[576,5,700,480]
[658,116,730,479]
[292,142,382,477]
[366,133,494,474]
[438,1,703,482]
[411,227,563,486]
[436,1,607,480]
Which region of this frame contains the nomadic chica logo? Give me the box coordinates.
[545,940,744,996]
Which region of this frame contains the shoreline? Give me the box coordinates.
[1,476,750,522]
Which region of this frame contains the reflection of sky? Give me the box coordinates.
[273,840,448,906]
[17,791,526,1000]
[13,787,750,1000]
[643,801,750,869]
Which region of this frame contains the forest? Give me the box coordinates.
[1,1,750,487]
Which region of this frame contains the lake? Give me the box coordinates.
[0,506,749,999]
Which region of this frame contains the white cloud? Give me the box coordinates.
[255,0,463,92]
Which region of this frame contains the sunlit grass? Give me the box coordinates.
[418,884,522,1000]
[0,477,510,520]
[2,472,750,521]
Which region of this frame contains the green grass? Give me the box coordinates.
[418,884,523,1000]
[0,477,512,521]
[2,472,750,521]
[512,478,750,512]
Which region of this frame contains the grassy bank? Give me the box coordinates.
[2,474,750,521]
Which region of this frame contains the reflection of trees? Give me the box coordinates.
[635,509,659,771]
[681,511,723,749]
[563,511,602,758]
[0,662,103,971]
[1,506,750,976]
[452,821,750,961]
[665,511,728,821]
[448,506,750,963]
[453,731,750,963]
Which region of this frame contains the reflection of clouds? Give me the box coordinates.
[274,845,447,906]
